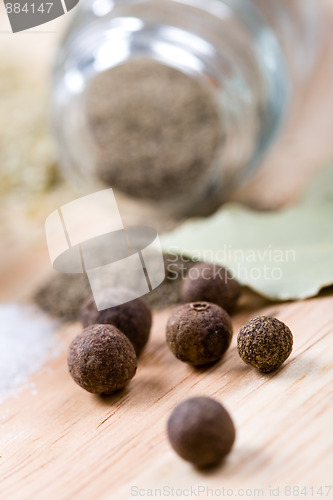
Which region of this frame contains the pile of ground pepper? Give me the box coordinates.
[34,273,91,322]
[33,254,198,321]
[85,59,222,201]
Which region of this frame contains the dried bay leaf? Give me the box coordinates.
[161,166,333,300]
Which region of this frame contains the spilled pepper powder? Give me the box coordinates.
[34,254,198,320]
[34,273,91,322]
[85,59,222,201]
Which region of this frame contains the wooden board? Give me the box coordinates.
[1,290,333,500]
[1,2,333,498]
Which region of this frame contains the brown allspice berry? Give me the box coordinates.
[167,396,236,468]
[181,262,241,314]
[68,324,137,395]
[80,287,152,356]
[166,302,233,366]
[237,315,293,373]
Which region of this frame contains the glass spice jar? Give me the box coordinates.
[52,0,322,217]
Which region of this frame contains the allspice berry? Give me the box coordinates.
[181,262,240,314]
[68,324,137,394]
[167,397,236,468]
[80,287,152,356]
[237,315,293,373]
[166,302,233,366]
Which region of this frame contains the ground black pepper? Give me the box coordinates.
[167,396,236,468]
[34,272,91,322]
[237,315,293,373]
[166,302,233,366]
[85,59,222,201]
[34,254,198,320]
[80,288,152,356]
[68,324,137,394]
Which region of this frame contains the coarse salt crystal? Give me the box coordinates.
[0,304,60,404]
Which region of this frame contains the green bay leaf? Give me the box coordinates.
[161,166,333,300]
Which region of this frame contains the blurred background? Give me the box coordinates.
[1,0,333,288]
[0,3,333,495]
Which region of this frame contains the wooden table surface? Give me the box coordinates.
[1,3,333,500]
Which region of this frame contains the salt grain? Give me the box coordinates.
[0,304,59,404]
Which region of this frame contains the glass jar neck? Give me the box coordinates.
[53,0,321,216]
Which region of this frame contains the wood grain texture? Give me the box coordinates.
[1,2,333,499]
[1,293,333,500]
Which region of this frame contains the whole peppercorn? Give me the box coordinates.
[181,262,240,314]
[80,287,152,356]
[237,315,293,373]
[167,397,236,468]
[68,324,137,394]
[166,302,233,366]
